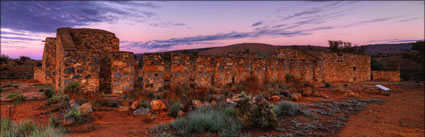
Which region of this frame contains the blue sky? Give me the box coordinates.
[1,1,424,59]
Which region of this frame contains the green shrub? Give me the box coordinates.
[324,82,331,88]
[64,109,90,125]
[168,102,182,118]
[49,115,59,127]
[209,88,215,94]
[0,87,3,92]
[64,81,80,93]
[0,118,64,137]
[233,93,278,129]
[274,101,300,116]
[170,107,242,136]
[47,95,69,104]
[40,88,55,98]
[6,92,25,104]
[285,74,294,82]
[64,109,81,119]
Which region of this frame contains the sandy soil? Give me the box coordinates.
[1,79,423,137]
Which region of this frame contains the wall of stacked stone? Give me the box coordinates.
[41,37,57,83]
[170,54,191,87]
[372,71,400,82]
[194,56,214,88]
[38,27,372,95]
[142,53,168,91]
[213,56,236,87]
[313,51,370,82]
[54,28,121,93]
[111,51,136,94]
[34,67,44,82]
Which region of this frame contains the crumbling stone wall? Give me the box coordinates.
[53,28,120,93]
[372,71,400,82]
[34,67,44,82]
[37,27,373,95]
[111,51,136,94]
[214,57,235,87]
[170,54,191,87]
[310,51,370,82]
[142,53,168,91]
[40,38,57,83]
[194,56,214,88]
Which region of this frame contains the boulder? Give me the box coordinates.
[203,101,210,107]
[62,117,75,126]
[69,99,80,109]
[133,108,150,116]
[131,101,139,110]
[302,87,313,96]
[210,100,217,106]
[78,103,93,115]
[150,100,166,111]
[290,92,302,101]
[119,106,130,111]
[271,96,280,101]
[178,110,184,117]
[192,100,203,108]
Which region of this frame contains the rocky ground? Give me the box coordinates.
[0,79,423,137]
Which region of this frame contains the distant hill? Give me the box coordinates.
[360,43,412,55]
[168,42,414,56]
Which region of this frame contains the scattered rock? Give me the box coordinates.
[121,100,131,107]
[192,100,203,108]
[133,108,150,116]
[203,101,210,107]
[69,99,80,109]
[226,98,235,104]
[290,92,302,101]
[131,101,139,110]
[302,87,313,96]
[232,95,239,101]
[105,100,120,107]
[210,100,217,106]
[150,100,166,111]
[62,117,75,126]
[272,96,280,101]
[178,110,184,117]
[78,103,93,115]
[119,106,130,111]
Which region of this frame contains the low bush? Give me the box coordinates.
[6,92,25,104]
[285,74,295,82]
[64,109,91,125]
[49,115,59,127]
[324,82,331,88]
[0,87,3,92]
[234,93,278,129]
[274,101,300,116]
[170,106,242,136]
[168,102,182,118]
[40,88,55,98]
[64,81,80,93]
[0,118,64,137]
[47,95,69,104]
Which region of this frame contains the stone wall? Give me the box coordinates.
[41,37,57,83]
[142,53,168,91]
[372,71,400,82]
[111,51,136,94]
[37,27,373,96]
[34,67,44,82]
[310,51,370,82]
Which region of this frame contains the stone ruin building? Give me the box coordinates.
[34,27,399,95]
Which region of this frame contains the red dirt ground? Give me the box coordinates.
[1,79,423,137]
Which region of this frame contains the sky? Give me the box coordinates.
[1,1,424,60]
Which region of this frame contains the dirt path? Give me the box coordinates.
[339,82,424,137]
